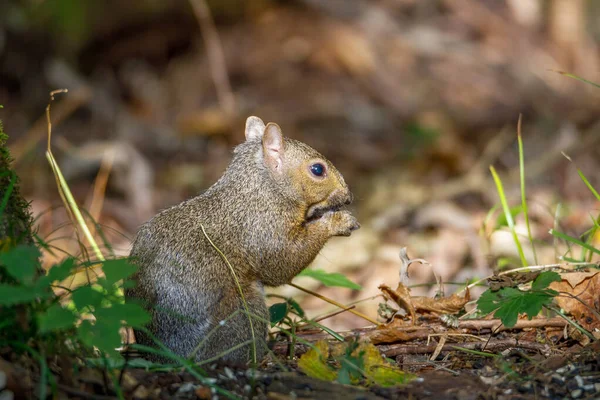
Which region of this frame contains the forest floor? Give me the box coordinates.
[4,328,600,399]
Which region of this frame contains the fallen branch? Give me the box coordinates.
[457,317,567,331]
[380,338,551,357]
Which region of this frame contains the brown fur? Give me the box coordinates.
[125,117,359,364]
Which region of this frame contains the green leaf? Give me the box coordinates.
[0,245,41,285]
[298,269,362,290]
[269,302,288,326]
[77,319,122,358]
[95,303,150,328]
[72,285,105,311]
[288,298,305,318]
[477,287,557,328]
[531,271,561,291]
[46,257,76,283]
[35,258,76,289]
[37,303,77,333]
[0,284,49,305]
[102,259,137,286]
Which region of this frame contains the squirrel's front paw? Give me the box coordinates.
[329,210,360,237]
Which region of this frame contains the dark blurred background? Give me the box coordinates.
[1,0,599,328]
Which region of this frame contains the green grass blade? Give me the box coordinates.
[517,115,537,264]
[46,151,105,261]
[562,152,600,202]
[490,166,528,267]
[554,71,600,89]
[549,229,600,256]
[451,346,498,358]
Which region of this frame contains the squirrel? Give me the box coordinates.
[125,116,360,364]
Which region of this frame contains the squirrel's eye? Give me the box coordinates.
[310,163,325,177]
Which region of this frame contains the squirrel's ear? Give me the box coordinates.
[245,116,266,141]
[263,123,284,173]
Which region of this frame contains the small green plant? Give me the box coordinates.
[268,268,364,357]
[477,271,561,327]
[0,243,149,358]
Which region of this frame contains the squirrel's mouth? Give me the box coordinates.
[305,203,344,222]
[305,190,353,222]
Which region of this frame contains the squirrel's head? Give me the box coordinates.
[244,116,353,221]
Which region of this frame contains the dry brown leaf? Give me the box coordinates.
[559,270,599,289]
[411,288,470,314]
[550,271,600,332]
[379,283,470,324]
[379,283,416,323]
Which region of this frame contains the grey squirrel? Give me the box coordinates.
[125,116,359,364]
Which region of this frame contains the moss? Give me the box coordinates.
[0,118,35,246]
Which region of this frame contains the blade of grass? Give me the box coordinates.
[588,216,600,262]
[451,346,498,358]
[546,306,595,341]
[517,115,537,264]
[130,343,239,399]
[302,320,345,342]
[550,229,600,256]
[553,70,600,89]
[562,152,600,202]
[200,223,257,365]
[490,166,528,267]
[45,89,105,262]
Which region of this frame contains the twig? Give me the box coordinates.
[294,305,358,331]
[12,86,91,162]
[288,282,380,326]
[312,305,356,323]
[457,317,566,331]
[457,262,598,295]
[189,0,236,118]
[45,89,105,263]
[379,338,549,357]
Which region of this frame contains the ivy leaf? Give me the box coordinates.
[0,245,40,285]
[102,259,137,287]
[298,269,362,290]
[37,303,77,333]
[531,271,561,291]
[269,302,288,326]
[72,285,105,311]
[0,284,49,305]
